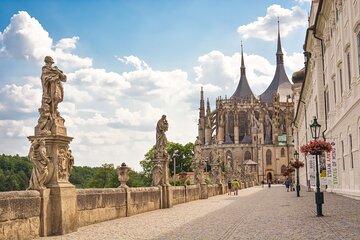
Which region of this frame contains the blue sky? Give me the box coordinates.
[0,0,311,171]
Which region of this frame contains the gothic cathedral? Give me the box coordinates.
[197,23,295,184]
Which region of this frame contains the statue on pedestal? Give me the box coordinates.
[28,139,50,190]
[155,115,169,158]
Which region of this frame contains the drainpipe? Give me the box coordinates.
[312,32,328,141]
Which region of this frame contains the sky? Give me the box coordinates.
[0,0,311,171]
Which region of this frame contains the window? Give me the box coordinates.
[357,32,360,74]
[349,135,354,168]
[244,151,251,161]
[281,148,285,157]
[325,88,330,116]
[347,52,351,89]
[339,66,343,97]
[266,150,272,165]
[333,79,337,104]
[341,140,345,170]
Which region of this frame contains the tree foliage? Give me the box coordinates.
[0,154,32,191]
[140,141,194,177]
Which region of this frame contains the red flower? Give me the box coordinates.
[300,140,332,155]
[290,160,304,169]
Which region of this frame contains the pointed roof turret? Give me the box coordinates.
[260,20,292,103]
[230,43,255,100]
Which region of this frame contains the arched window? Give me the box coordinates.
[349,134,353,169]
[244,151,251,161]
[228,112,234,143]
[266,150,272,165]
[281,148,285,157]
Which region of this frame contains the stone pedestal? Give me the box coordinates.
[40,184,78,236]
[200,183,208,199]
[29,133,78,236]
[161,185,173,209]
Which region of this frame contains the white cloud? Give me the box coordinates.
[0,83,41,113]
[0,11,52,60]
[111,103,163,127]
[284,51,304,73]
[118,55,150,71]
[237,4,307,41]
[0,120,33,138]
[193,50,276,96]
[0,11,92,71]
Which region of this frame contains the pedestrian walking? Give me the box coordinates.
[227,180,232,195]
[285,178,290,192]
[290,180,294,192]
[232,179,240,195]
[261,180,264,188]
[268,179,271,188]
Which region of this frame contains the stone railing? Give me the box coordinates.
[0,191,41,240]
[0,183,231,239]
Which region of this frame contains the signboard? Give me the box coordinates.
[331,142,338,185]
[308,154,316,187]
[326,151,332,184]
[278,135,287,145]
[320,154,327,186]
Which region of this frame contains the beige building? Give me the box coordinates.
[198,24,295,184]
[293,0,360,199]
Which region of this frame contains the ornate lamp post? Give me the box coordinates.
[310,116,323,217]
[294,150,300,197]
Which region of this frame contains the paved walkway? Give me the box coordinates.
[41,185,360,240]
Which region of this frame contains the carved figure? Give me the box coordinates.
[194,136,202,160]
[151,162,163,186]
[36,104,53,135]
[155,115,168,158]
[28,139,50,190]
[41,56,67,118]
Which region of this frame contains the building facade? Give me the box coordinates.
[197,24,295,184]
[293,0,360,199]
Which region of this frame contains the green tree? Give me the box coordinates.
[127,170,152,187]
[69,166,97,188]
[87,164,118,188]
[141,141,194,178]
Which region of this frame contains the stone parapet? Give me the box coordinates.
[0,191,41,240]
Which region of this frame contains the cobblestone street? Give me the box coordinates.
[41,185,360,240]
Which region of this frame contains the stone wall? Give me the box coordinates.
[0,184,225,239]
[0,191,41,240]
[77,188,127,227]
[128,187,161,216]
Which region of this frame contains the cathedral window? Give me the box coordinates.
[266,150,272,165]
[244,151,251,161]
[281,148,285,157]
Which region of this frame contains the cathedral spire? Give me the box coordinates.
[276,18,284,64]
[230,42,255,100]
[199,87,205,118]
[240,41,245,75]
[260,20,292,103]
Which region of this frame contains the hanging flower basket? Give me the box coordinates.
[300,139,332,155]
[290,160,304,169]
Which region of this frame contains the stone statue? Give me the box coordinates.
[28,139,50,190]
[58,148,74,181]
[155,115,169,158]
[194,136,202,160]
[41,56,67,118]
[151,162,163,186]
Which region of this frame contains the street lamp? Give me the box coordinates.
[172,150,179,186]
[310,116,324,217]
[294,150,300,197]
